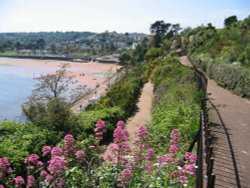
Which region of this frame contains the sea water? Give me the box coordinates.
[0,64,50,122]
[0,64,37,121]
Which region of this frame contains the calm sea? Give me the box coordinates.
[0,64,56,122]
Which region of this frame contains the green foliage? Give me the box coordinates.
[119,52,134,66]
[186,15,250,98]
[88,65,147,119]
[224,15,238,28]
[148,55,201,154]
[0,122,59,175]
[190,54,250,98]
[77,107,124,142]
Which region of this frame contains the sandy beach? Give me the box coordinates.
[0,57,121,89]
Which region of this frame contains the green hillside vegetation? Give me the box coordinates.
[185,15,250,98]
[0,20,206,187]
[0,122,60,175]
[147,55,201,154]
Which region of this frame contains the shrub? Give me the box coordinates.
[0,121,197,187]
[0,122,60,175]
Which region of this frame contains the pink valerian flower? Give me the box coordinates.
[117,168,132,188]
[42,146,51,156]
[24,154,39,164]
[185,152,197,163]
[136,125,149,142]
[169,144,179,154]
[6,167,13,174]
[106,121,130,165]
[51,146,63,156]
[170,129,180,142]
[75,150,85,162]
[170,129,180,149]
[157,155,171,167]
[94,120,107,141]
[145,161,154,172]
[24,154,43,171]
[40,170,48,177]
[0,158,11,171]
[27,175,35,188]
[88,145,96,150]
[47,156,67,176]
[146,148,154,160]
[53,178,65,188]
[185,164,197,176]
[0,158,13,177]
[179,175,188,186]
[116,120,126,129]
[14,176,25,186]
[0,184,4,188]
[63,134,76,157]
[45,174,53,182]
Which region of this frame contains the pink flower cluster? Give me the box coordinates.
[169,129,180,155]
[63,134,76,157]
[94,119,107,141]
[105,121,130,165]
[24,154,43,171]
[117,168,132,188]
[0,158,13,187]
[48,156,67,176]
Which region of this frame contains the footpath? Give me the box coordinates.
[125,82,154,140]
[180,56,250,188]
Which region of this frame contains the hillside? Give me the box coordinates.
[183,15,250,98]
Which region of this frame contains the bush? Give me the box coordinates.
[88,65,147,119]
[148,55,201,154]
[77,107,124,143]
[190,54,250,98]
[0,122,60,175]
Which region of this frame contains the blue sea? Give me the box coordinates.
[0,64,37,121]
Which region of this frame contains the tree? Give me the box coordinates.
[22,64,87,133]
[50,43,56,54]
[119,52,133,66]
[224,15,238,28]
[150,21,171,47]
[37,38,45,49]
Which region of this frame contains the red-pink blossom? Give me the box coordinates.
[14,176,25,186]
[40,170,48,177]
[0,158,10,171]
[94,120,107,141]
[136,125,149,142]
[88,145,96,150]
[157,156,171,167]
[185,164,197,175]
[47,156,67,176]
[75,150,85,161]
[45,174,53,182]
[118,168,132,188]
[42,146,51,156]
[51,146,63,156]
[169,144,179,154]
[179,175,188,185]
[27,175,35,188]
[0,184,4,188]
[24,154,39,164]
[146,148,154,160]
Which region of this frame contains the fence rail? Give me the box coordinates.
[189,67,216,188]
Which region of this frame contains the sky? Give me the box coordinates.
[0,0,249,33]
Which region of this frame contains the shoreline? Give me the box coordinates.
[0,57,121,89]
